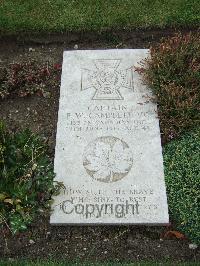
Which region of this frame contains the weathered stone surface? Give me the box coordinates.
[50,49,169,225]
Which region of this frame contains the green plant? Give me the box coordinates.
[0,0,200,33]
[0,261,199,266]
[0,61,61,99]
[164,127,200,244]
[0,121,62,234]
[136,33,200,143]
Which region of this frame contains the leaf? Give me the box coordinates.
[14,199,22,204]
[93,168,110,180]
[0,193,8,201]
[112,140,124,155]
[163,230,186,239]
[4,198,14,205]
[94,141,110,158]
[85,155,102,171]
[54,63,62,70]
[111,140,132,173]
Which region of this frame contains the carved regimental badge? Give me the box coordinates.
[81,59,134,100]
[83,136,133,183]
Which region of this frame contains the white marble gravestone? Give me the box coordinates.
[50,49,169,225]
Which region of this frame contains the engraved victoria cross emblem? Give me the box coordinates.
[81,59,134,100]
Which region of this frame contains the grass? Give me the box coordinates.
[0,0,200,33]
[0,261,199,266]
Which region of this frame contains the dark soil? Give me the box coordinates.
[0,29,199,263]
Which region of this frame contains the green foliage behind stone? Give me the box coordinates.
[164,127,200,244]
[0,121,61,234]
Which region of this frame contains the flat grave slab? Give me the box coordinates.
[50,49,169,225]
